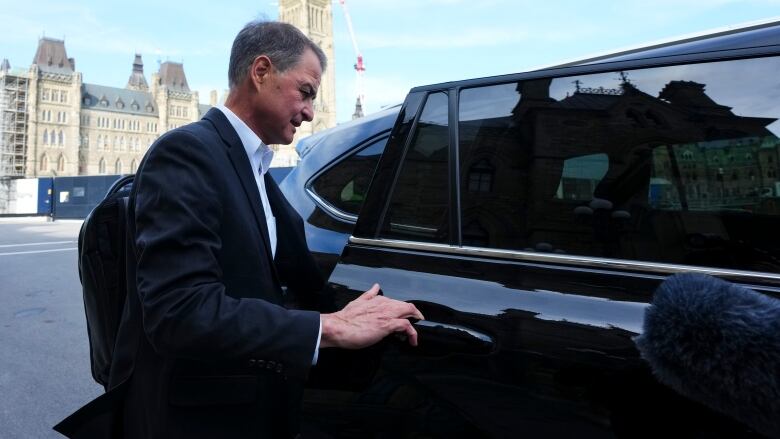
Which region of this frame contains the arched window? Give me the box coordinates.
[57,155,65,172]
[43,129,48,144]
[130,159,138,173]
[468,159,495,193]
[58,130,64,146]
[115,158,123,175]
[96,135,102,150]
[113,136,118,151]
[40,154,48,171]
[98,158,106,174]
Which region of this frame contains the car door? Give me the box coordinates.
[303,53,780,438]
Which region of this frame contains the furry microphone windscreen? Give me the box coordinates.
[635,273,780,438]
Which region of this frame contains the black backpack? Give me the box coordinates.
[77,175,135,388]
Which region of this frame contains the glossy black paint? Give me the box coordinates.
[310,246,766,437]
[298,22,780,438]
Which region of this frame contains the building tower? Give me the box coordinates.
[278,0,336,166]
[26,37,82,177]
[126,54,149,91]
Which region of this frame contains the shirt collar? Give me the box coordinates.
[216,105,274,175]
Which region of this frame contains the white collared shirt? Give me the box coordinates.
[216,105,276,258]
[216,105,321,364]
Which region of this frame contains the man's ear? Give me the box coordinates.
[251,55,273,86]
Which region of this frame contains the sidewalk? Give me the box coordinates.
[0,216,83,224]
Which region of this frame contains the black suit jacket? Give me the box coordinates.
[55,108,324,438]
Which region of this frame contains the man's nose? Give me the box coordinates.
[302,101,314,122]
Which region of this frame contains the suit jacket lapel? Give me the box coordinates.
[264,173,282,220]
[265,173,292,282]
[264,173,326,294]
[203,109,277,271]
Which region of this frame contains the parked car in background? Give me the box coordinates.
[279,105,399,276]
[294,20,780,438]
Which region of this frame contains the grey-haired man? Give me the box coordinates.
[55,20,422,439]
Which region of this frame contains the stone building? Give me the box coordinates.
[277,0,337,166]
[20,37,207,177]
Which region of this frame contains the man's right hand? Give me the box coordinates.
[319,284,424,350]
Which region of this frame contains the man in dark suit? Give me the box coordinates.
[55,20,423,438]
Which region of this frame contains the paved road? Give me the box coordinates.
[0,217,102,438]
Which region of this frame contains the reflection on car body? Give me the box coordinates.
[290,20,780,438]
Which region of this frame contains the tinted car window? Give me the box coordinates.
[310,136,388,217]
[381,92,449,242]
[458,56,780,272]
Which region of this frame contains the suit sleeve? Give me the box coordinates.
[132,129,320,378]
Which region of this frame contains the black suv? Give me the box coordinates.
[299,21,780,438]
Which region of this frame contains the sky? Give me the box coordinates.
[1,0,779,124]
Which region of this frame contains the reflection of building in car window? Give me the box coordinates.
[467,159,494,193]
[651,135,780,211]
[382,92,450,243]
[455,56,780,271]
[555,153,609,201]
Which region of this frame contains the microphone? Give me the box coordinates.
[635,273,780,438]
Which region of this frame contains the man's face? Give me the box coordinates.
[252,48,322,145]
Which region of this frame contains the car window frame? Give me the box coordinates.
[305,130,391,223]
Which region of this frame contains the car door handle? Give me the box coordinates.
[411,320,496,354]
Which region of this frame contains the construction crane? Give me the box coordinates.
[338,0,365,118]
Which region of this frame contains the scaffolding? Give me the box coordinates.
[0,67,29,177]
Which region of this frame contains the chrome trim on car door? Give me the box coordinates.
[414,320,495,346]
[348,236,780,285]
[305,187,358,223]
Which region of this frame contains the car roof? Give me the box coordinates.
[295,105,400,159]
[410,18,780,93]
[553,17,780,67]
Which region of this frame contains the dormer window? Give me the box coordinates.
[83,96,91,105]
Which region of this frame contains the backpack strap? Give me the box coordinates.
[105,143,151,390]
[106,195,141,390]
